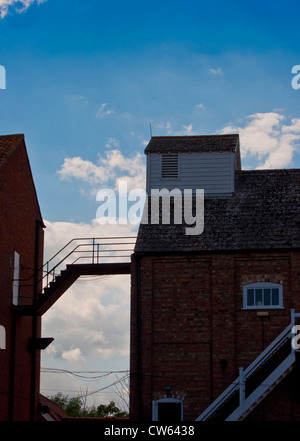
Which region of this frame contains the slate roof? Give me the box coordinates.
[0,134,24,167]
[135,169,300,253]
[145,134,240,154]
[0,133,44,225]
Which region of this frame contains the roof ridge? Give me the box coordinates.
[145,134,240,154]
[0,133,24,137]
[150,134,239,138]
[236,168,300,173]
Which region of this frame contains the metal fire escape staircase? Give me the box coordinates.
[196,310,300,421]
[14,237,135,316]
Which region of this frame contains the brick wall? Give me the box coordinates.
[130,250,300,421]
[0,140,44,420]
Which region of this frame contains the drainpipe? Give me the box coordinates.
[135,254,143,421]
[30,220,42,421]
[9,314,16,421]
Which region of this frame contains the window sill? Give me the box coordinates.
[242,306,284,310]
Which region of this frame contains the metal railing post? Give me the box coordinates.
[291,309,295,328]
[239,367,245,413]
[291,309,299,353]
[46,261,49,287]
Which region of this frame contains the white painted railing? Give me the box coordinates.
[196,309,300,421]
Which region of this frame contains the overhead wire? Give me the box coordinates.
[40,367,130,400]
[41,367,129,381]
[41,373,130,400]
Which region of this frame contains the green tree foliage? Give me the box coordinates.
[95,401,128,418]
[48,392,129,418]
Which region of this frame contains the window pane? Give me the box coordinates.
[158,403,182,422]
[264,289,271,305]
[272,288,279,305]
[247,289,254,306]
[255,289,263,306]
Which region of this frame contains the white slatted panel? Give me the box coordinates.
[161,154,179,178]
[147,152,235,194]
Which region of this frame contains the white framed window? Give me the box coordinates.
[0,326,5,350]
[152,398,183,422]
[161,154,179,179]
[243,282,283,309]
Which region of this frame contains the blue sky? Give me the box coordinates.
[1,0,300,221]
[1,0,300,406]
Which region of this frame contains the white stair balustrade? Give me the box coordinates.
[196,309,300,421]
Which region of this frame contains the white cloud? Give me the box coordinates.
[96,103,114,119]
[105,137,120,149]
[221,112,300,169]
[41,218,135,402]
[57,148,146,192]
[42,252,131,361]
[42,272,131,360]
[209,67,223,76]
[195,103,205,110]
[157,121,172,132]
[282,117,300,134]
[43,218,137,262]
[0,0,46,18]
[57,156,109,185]
[182,123,194,135]
[157,121,197,136]
[62,348,87,367]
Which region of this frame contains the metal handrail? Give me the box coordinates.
[196,309,299,421]
[18,236,136,292]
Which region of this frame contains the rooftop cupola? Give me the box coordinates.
[144,134,241,196]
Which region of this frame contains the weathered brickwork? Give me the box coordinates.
[130,136,300,421]
[130,250,300,421]
[0,136,44,420]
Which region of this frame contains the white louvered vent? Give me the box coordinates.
[161,154,179,178]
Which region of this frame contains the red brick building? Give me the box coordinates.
[130,135,300,421]
[0,134,45,420]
